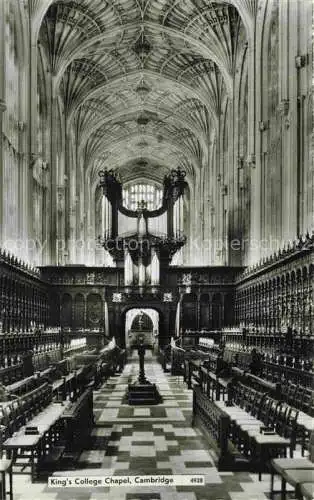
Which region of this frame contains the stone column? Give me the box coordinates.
[0,99,6,244]
[0,0,6,244]
[25,20,40,263]
[279,0,297,241]
[49,91,58,264]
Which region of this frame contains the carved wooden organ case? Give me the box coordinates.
[98,168,188,289]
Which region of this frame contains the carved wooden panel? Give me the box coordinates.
[61,293,72,327]
[200,293,210,329]
[211,293,222,329]
[74,294,85,328]
[86,293,103,327]
[182,293,197,329]
[224,293,234,326]
[49,293,60,326]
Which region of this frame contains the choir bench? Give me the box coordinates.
[0,364,24,388]
[5,360,89,404]
[1,401,67,482]
[74,345,126,389]
[262,361,314,389]
[60,388,93,464]
[215,382,297,478]
[0,344,123,496]
[0,387,94,482]
[184,345,312,470]
[192,380,298,478]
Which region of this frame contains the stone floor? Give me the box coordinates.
[12,353,297,500]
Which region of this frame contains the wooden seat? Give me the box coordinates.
[295,386,307,411]
[297,412,313,424]
[270,457,314,499]
[272,458,314,474]
[0,458,13,500]
[295,411,314,456]
[300,482,314,500]
[301,388,314,416]
[281,469,314,500]
[284,383,298,405]
[0,460,12,473]
[239,400,282,450]
[2,402,68,482]
[245,402,286,437]
[251,433,291,480]
[276,407,299,457]
[219,388,297,479]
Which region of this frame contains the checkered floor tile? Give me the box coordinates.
[12,353,296,500]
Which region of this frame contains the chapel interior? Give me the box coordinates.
[0,0,313,499]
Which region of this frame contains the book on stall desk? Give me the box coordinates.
[25,426,39,435]
[259,426,276,435]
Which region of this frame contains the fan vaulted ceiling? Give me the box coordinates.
[39,0,243,184]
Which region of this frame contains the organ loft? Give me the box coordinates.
[0,1,313,499]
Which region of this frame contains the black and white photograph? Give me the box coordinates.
[0,0,313,499]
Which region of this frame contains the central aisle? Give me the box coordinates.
[78,352,276,500]
[13,354,282,500]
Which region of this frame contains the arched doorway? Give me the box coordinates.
[125,308,159,352]
[118,305,168,350]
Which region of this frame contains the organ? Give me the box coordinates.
[98,168,187,290]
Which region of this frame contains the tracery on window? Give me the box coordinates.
[123,183,163,211]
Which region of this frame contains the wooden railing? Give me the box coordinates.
[61,388,94,459]
[192,386,231,470]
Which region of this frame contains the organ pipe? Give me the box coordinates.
[138,213,147,236]
[173,199,181,237]
[102,197,112,237]
[179,195,183,233]
[101,196,105,236]
[124,248,133,286]
[175,300,181,337]
[138,256,145,286]
[151,249,160,285]
[104,300,109,337]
